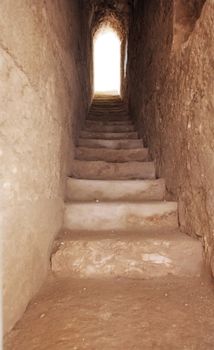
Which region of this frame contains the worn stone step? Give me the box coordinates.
[90,111,127,114]
[91,101,125,104]
[88,118,130,123]
[90,102,125,106]
[91,103,126,107]
[75,147,148,162]
[88,115,130,122]
[66,178,165,201]
[86,120,133,126]
[84,123,135,133]
[78,138,143,149]
[90,104,126,108]
[52,229,203,278]
[93,96,121,101]
[64,201,178,231]
[93,98,121,101]
[92,100,123,104]
[80,131,138,140]
[89,111,128,116]
[72,160,155,180]
[89,112,128,117]
[90,110,125,113]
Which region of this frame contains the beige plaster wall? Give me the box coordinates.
[0,0,89,333]
[127,0,214,274]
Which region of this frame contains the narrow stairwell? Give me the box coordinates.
[5,96,214,350]
[52,95,202,279]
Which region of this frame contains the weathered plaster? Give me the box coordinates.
[0,0,90,333]
[128,0,214,273]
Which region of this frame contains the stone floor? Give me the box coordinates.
[4,273,214,350]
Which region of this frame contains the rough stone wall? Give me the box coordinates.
[89,0,130,38]
[0,0,90,334]
[173,0,206,50]
[127,0,214,274]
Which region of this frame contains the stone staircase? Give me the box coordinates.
[52,95,203,279]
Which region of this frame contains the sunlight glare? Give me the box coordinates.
[93,27,121,94]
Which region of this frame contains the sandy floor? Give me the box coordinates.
[4,274,214,350]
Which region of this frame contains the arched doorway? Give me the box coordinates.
[93,25,121,95]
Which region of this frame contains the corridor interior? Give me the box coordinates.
[2,0,214,349]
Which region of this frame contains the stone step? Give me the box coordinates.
[75,147,148,162]
[93,98,122,102]
[91,110,125,113]
[86,120,133,126]
[66,178,165,201]
[88,118,130,123]
[90,111,127,114]
[89,112,128,117]
[92,100,123,104]
[90,104,126,108]
[64,201,178,231]
[80,131,138,140]
[88,115,130,122]
[52,229,203,278]
[78,138,144,149]
[90,102,125,106]
[93,96,121,99]
[91,103,126,106]
[72,160,155,180]
[84,123,135,133]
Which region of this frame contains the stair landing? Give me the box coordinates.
[5,274,214,350]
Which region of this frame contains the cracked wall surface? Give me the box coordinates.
[0,0,90,334]
[128,0,214,274]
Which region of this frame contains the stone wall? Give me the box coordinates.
[0,0,90,333]
[127,0,214,274]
